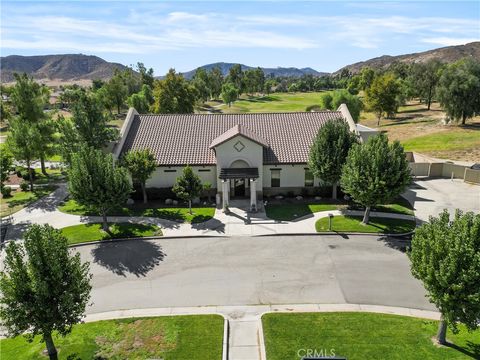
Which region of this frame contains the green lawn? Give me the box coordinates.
[266,196,414,221]
[59,199,215,223]
[401,129,480,153]
[32,168,66,184]
[316,215,415,234]
[61,222,162,245]
[262,312,480,360]
[0,315,224,360]
[266,202,342,221]
[0,185,57,218]
[202,92,331,113]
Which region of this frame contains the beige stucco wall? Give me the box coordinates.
[262,164,323,188]
[147,165,217,188]
[213,135,264,191]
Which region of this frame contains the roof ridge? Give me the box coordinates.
[137,110,342,117]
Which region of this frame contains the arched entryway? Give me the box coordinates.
[219,160,259,212]
[229,160,250,198]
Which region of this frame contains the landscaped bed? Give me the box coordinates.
[262,312,480,360]
[0,185,57,218]
[59,199,216,223]
[265,196,414,221]
[315,215,416,234]
[61,222,162,245]
[0,315,224,360]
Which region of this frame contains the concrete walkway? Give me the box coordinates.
[4,184,415,242]
[84,303,441,360]
[4,183,416,241]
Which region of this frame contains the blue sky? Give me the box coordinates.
[1,1,479,74]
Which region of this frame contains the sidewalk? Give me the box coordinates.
[4,184,415,241]
[84,303,441,360]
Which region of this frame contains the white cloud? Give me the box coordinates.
[421,37,479,47]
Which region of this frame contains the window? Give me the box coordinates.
[198,169,211,172]
[271,169,281,187]
[304,168,314,187]
[164,169,176,173]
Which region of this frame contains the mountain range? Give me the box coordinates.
[1,42,479,83]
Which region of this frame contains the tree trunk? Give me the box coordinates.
[44,332,58,360]
[332,182,337,200]
[376,115,381,126]
[189,199,192,214]
[101,212,110,234]
[427,86,432,110]
[40,155,48,176]
[462,113,466,125]
[27,159,34,192]
[141,182,148,204]
[362,206,371,224]
[436,317,447,345]
[117,103,121,115]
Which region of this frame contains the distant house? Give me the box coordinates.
[114,104,377,211]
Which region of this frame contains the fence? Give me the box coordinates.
[409,162,480,185]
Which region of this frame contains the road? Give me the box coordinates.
[74,234,435,314]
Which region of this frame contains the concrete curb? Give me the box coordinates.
[256,231,414,238]
[223,318,229,360]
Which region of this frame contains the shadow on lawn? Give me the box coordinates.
[446,340,480,359]
[92,239,165,277]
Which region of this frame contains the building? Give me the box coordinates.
[114,104,377,211]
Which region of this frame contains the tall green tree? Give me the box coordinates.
[436,58,480,124]
[122,149,157,204]
[359,67,376,90]
[221,82,239,107]
[365,73,402,125]
[6,118,39,191]
[410,59,444,110]
[409,210,480,345]
[152,69,196,114]
[208,67,224,100]
[318,90,363,122]
[68,146,131,232]
[126,84,154,113]
[136,62,155,88]
[172,165,203,214]
[309,119,359,199]
[0,147,13,189]
[67,92,118,151]
[192,68,210,103]
[105,70,128,114]
[0,224,92,360]
[10,73,54,175]
[340,133,411,224]
[228,64,244,94]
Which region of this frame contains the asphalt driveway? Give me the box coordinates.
[75,235,435,314]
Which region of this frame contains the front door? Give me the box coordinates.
[233,178,246,198]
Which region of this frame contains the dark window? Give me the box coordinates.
[164,169,176,173]
[198,169,211,172]
[304,169,314,187]
[271,169,281,187]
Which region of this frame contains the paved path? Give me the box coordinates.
[85,303,440,360]
[4,183,415,241]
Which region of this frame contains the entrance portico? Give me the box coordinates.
[219,167,259,212]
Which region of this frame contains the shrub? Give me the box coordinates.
[1,186,12,198]
[16,167,37,181]
[305,104,322,112]
[20,181,29,192]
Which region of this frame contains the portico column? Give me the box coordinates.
[222,179,229,212]
[250,179,257,212]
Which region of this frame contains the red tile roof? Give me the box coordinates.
[209,123,269,148]
[121,112,345,165]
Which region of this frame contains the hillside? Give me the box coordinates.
[179,62,328,79]
[0,54,128,82]
[335,41,480,74]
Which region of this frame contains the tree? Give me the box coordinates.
[68,92,118,150]
[105,70,128,114]
[172,165,202,214]
[365,73,402,125]
[436,58,480,124]
[0,148,13,189]
[309,119,358,199]
[127,84,154,113]
[136,62,155,88]
[409,59,443,110]
[68,146,131,232]
[331,90,363,122]
[208,67,224,100]
[10,73,53,175]
[228,64,244,94]
[152,69,196,114]
[6,118,39,191]
[359,67,375,90]
[319,92,333,110]
[221,82,239,107]
[192,68,210,103]
[409,210,480,345]
[122,149,157,204]
[0,224,91,360]
[340,133,411,224]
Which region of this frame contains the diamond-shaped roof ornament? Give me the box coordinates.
[234,140,245,152]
